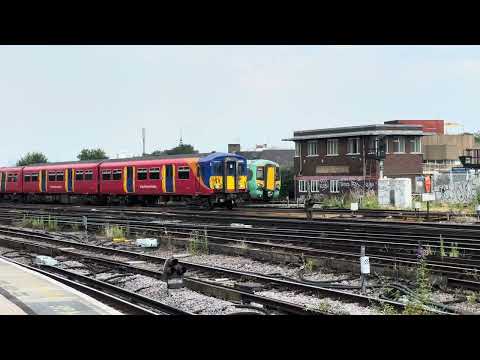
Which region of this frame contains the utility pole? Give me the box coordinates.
[142,128,146,156]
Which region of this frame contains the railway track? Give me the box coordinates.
[1,204,480,285]
[0,225,462,315]
[1,202,478,222]
[0,255,185,315]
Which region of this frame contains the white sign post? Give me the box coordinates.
[422,193,435,221]
[360,246,369,294]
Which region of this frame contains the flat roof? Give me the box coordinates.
[283,124,424,141]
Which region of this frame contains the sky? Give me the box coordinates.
[1,45,480,166]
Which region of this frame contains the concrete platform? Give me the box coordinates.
[0,257,121,315]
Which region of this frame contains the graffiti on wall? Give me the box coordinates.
[296,177,378,202]
[433,173,480,204]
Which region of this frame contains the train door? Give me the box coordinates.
[195,164,201,194]
[66,168,74,192]
[0,172,6,193]
[225,161,237,192]
[41,170,47,193]
[125,166,134,193]
[165,165,174,192]
[265,164,275,191]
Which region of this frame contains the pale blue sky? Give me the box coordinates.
[1,45,480,166]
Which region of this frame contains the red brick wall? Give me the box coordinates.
[385,120,444,135]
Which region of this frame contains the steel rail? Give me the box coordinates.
[0,256,162,315]
[0,227,456,314]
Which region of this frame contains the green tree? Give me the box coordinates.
[163,144,198,155]
[77,148,109,161]
[280,166,295,199]
[16,152,48,166]
[150,150,164,156]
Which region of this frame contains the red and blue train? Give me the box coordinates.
[0,152,248,209]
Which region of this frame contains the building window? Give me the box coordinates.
[295,142,301,157]
[310,180,320,193]
[393,137,405,153]
[347,138,360,155]
[112,170,122,181]
[178,167,190,180]
[307,141,318,156]
[75,171,84,181]
[327,139,339,156]
[411,137,422,153]
[298,180,307,192]
[149,168,160,180]
[102,170,112,181]
[330,179,340,193]
[368,137,377,154]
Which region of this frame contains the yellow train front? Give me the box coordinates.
[199,152,248,209]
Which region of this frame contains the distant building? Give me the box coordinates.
[283,124,425,200]
[228,144,295,168]
[385,120,478,173]
[385,120,445,135]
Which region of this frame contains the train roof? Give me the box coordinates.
[198,152,247,163]
[0,166,23,172]
[14,152,246,170]
[247,159,280,166]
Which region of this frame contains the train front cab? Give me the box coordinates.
[202,153,248,209]
[249,161,281,201]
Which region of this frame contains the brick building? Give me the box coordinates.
[283,124,425,200]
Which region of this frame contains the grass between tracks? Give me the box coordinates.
[187,229,209,255]
[20,215,59,231]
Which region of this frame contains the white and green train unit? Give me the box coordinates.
[246,159,281,201]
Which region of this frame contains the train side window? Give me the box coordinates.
[31,173,39,182]
[247,169,253,181]
[212,162,222,176]
[275,167,280,181]
[102,170,112,181]
[56,172,64,182]
[85,170,93,181]
[48,172,56,181]
[256,167,264,180]
[112,170,122,181]
[238,163,246,176]
[24,174,31,182]
[76,171,84,181]
[178,167,190,180]
[149,168,160,180]
[137,168,148,180]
